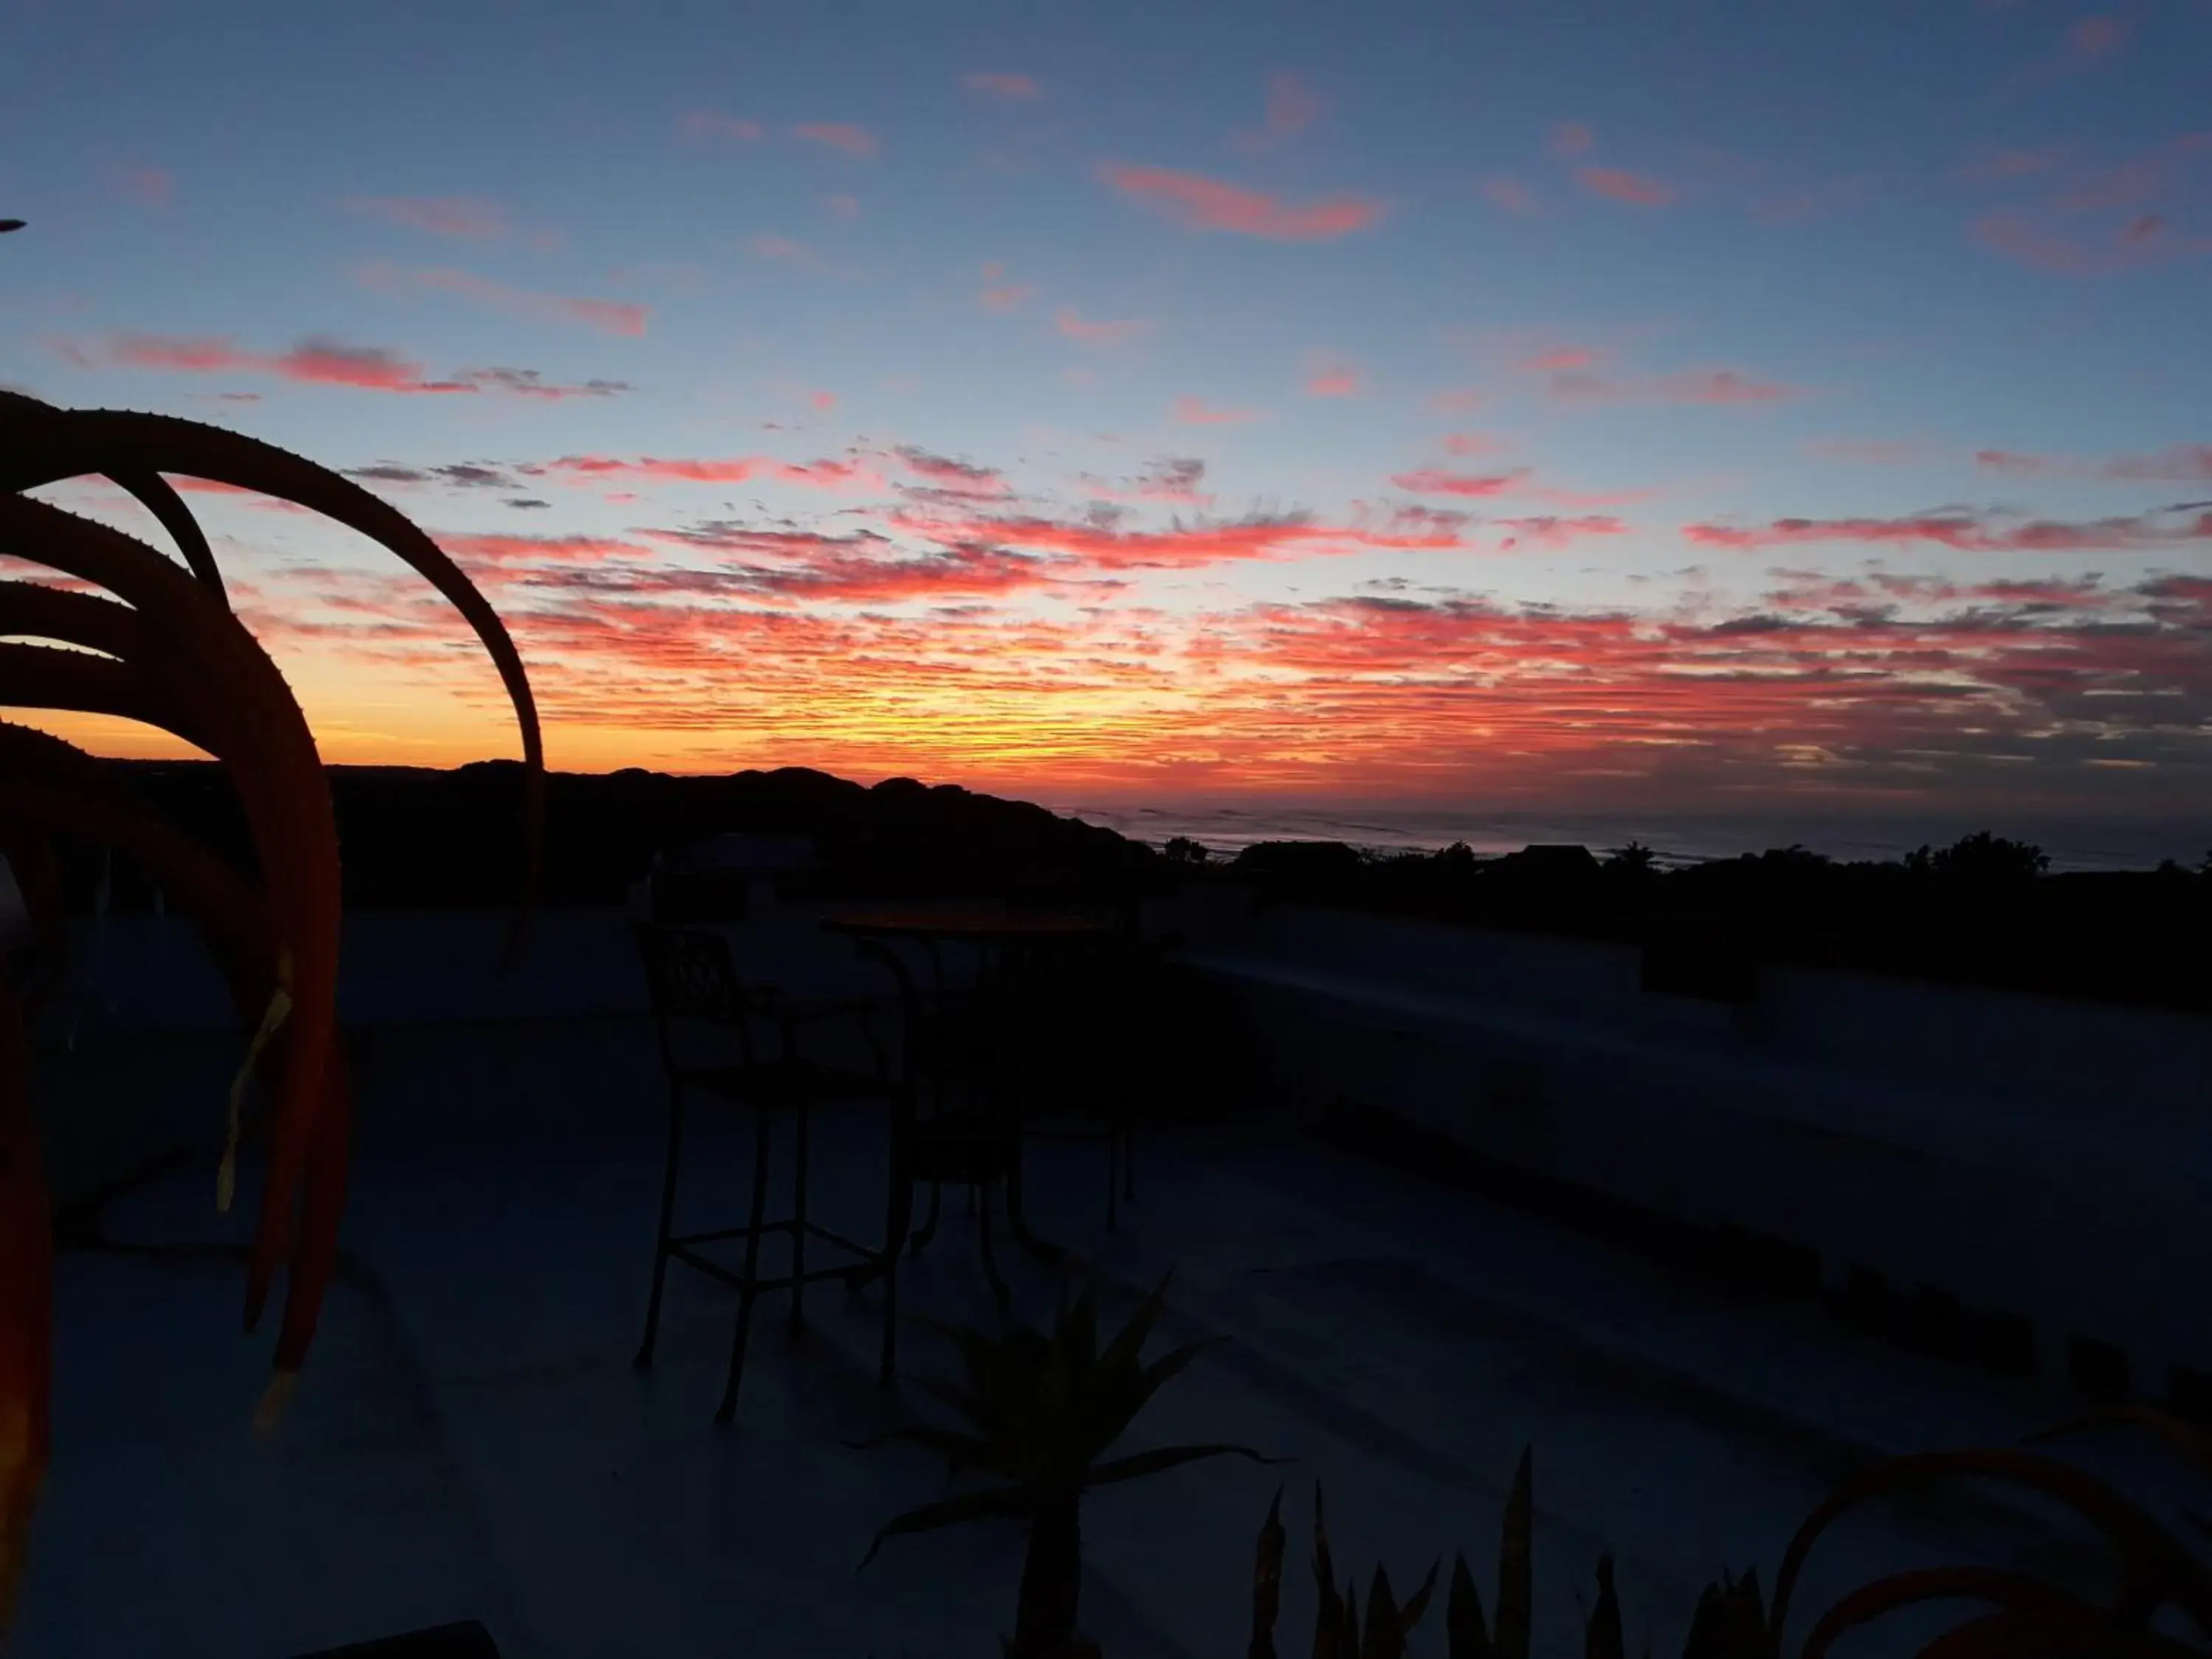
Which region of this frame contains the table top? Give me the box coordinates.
[819,906,1117,942]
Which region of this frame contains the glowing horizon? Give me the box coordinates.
[4,2,2208,828]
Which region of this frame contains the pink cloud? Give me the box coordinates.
[345,195,510,239]
[980,282,1034,312]
[1098,163,1382,240]
[1959,147,2071,184]
[1495,515,1628,550]
[1550,122,1596,159]
[1172,395,1262,425]
[1304,355,1361,397]
[750,234,835,272]
[793,123,879,160]
[1972,209,2187,274]
[1659,369,1797,405]
[895,446,1009,497]
[112,167,171,208]
[681,111,764,142]
[90,334,629,399]
[1543,366,1799,406]
[1575,167,1676,207]
[1427,388,1485,416]
[2068,15,2131,58]
[1055,307,1151,345]
[964,72,1041,102]
[808,390,837,412]
[103,333,473,394]
[359,263,648,335]
[1683,508,2212,552]
[1481,178,1542,215]
[1520,345,1600,372]
[894,507,1461,571]
[1805,437,1925,465]
[1441,432,1501,456]
[1976,444,2212,482]
[1391,467,1531,498]
[547,453,877,489]
[826,193,860,221]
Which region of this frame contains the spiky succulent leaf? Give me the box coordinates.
[1251,1486,1286,1659]
[1496,1447,1534,1659]
[1447,1552,1492,1659]
[1585,1556,1624,1659]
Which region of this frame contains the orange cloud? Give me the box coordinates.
[358,263,648,336]
[1055,307,1151,344]
[344,196,510,239]
[1099,164,1382,240]
[1575,167,1676,206]
[793,122,879,159]
[964,72,1040,101]
[1172,395,1262,425]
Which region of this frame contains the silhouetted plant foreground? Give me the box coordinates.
[856,1274,1279,1658]
[0,396,540,1634]
[864,1275,2211,1658]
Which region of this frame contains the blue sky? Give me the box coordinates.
[3,0,2208,830]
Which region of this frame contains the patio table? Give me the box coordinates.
[821,905,1118,1265]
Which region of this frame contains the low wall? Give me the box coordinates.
[1176,888,2212,1405]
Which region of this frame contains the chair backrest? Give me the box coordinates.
[632,922,755,1029]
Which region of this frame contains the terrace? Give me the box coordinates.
[15,895,2208,1658]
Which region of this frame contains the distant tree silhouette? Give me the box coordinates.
[1162,836,1210,866]
[1604,840,1656,876]
[1909,831,2048,883]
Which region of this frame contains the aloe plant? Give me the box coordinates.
[1250,1450,1778,1659]
[860,1273,1276,1659]
[0,400,540,1633]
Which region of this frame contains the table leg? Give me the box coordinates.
[1002,1142,1063,1263]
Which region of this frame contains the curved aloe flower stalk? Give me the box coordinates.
[0,401,540,1637]
[0,389,227,605]
[0,405,544,956]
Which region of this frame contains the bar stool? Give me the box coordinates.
[630,922,898,1422]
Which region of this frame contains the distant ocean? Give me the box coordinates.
[1040,801,2210,874]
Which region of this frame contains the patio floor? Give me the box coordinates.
[12,1010,2168,1659]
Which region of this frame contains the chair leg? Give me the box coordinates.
[633,1081,686,1371]
[1106,1132,1120,1234]
[976,1178,1012,1313]
[911,1181,942,1255]
[789,1104,810,1338]
[715,1107,776,1425]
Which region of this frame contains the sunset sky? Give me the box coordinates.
[3,0,2209,838]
